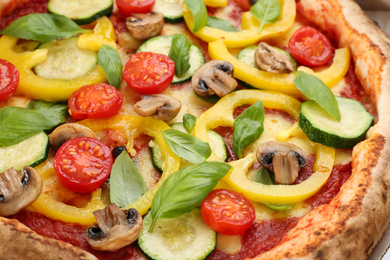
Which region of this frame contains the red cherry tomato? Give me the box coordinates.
[68,83,123,120]
[232,0,252,11]
[201,189,256,235]
[116,0,155,16]
[53,137,113,193]
[288,26,334,67]
[0,59,19,101]
[123,52,175,94]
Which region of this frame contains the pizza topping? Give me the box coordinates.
[0,59,19,101]
[116,0,156,16]
[256,141,307,185]
[133,94,181,121]
[254,42,294,73]
[191,60,237,97]
[126,12,164,40]
[0,167,42,216]
[86,204,143,251]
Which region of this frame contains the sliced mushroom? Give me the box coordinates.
[126,12,164,40]
[191,60,237,97]
[0,167,43,216]
[254,42,294,74]
[86,204,143,251]
[256,141,307,185]
[133,94,181,121]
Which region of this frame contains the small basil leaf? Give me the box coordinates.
[110,151,148,208]
[183,113,197,133]
[150,161,232,231]
[207,16,239,32]
[168,34,191,78]
[184,0,208,33]
[250,0,281,33]
[98,45,123,89]
[263,203,294,211]
[162,129,212,163]
[0,13,90,42]
[27,100,69,125]
[294,71,341,121]
[233,100,265,159]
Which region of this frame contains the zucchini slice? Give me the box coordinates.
[139,208,216,260]
[208,130,227,162]
[34,37,97,80]
[48,0,113,25]
[299,96,374,149]
[137,35,204,84]
[152,0,183,24]
[0,132,49,172]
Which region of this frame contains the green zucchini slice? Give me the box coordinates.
[152,0,183,24]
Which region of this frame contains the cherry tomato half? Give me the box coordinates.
[201,189,256,235]
[0,59,19,101]
[288,26,334,67]
[116,0,155,16]
[68,83,123,120]
[123,52,175,94]
[53,137,113,193]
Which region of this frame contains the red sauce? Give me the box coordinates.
[340,62,366,102]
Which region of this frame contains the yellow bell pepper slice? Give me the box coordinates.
[208,39,351,97]
[79,115,181,215]
[182,0,295,48]
[204,0,227,7]
[78,16,117,51]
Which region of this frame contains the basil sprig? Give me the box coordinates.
[233,100,265,159]
[184,0,208,33]
[0,13,90,42]
[162,129,212,163]
[110,151,148,208]
[207,16,239,32]
[168,34,191,78]
[149,162,232,231]
[250,0,281,33]
[0,101,68,147]
[294,71,341,121]
[183,113,197,133]
[98,45,123,89]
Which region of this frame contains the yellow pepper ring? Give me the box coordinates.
[203,0,227,7]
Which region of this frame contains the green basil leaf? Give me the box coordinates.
[0,13,90,42]
[233,100,265,158]
[263,203,294,211]
[110,151,148,208]
[98,45,123,89]
[27,100,69,125]
[294,71,341,121]
[184,0,208,33]
[168,34,191,78]
[150,161,232,231]
[162,129,212,163]
[207,16,239,32]
[250,0,281,33]
[183,113,197,133]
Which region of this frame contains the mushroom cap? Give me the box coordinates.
[256,141,308,185]
[86,204,143,252]
[0,167,43,216]
[191,60,237,97]
[133,94,181,122]
[126,12,164,40]
[254,42,294,74]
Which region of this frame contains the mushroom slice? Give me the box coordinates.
[191,60,237,97]
[86,204,143,251]
[254,42,294,74]
[256,141,308,185]
[126,12,164,40]
[0,167,43,216]
[133,94,181,122]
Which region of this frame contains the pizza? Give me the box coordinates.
[0,0,389,259]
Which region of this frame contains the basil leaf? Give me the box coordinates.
[294,71,341,121]
[98,45,123,89]
[27,100,69,125]
[250,0,281,33]
[207,16,239,32]
[263,203,294,211]
[184,0,208,33]
[110,151,148,208]
[162,129,212,163]
[233,100,265,159]
[150,161,232,231]
[168,34,191,78]
[183,113,197,133]
[0,13,90,42]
